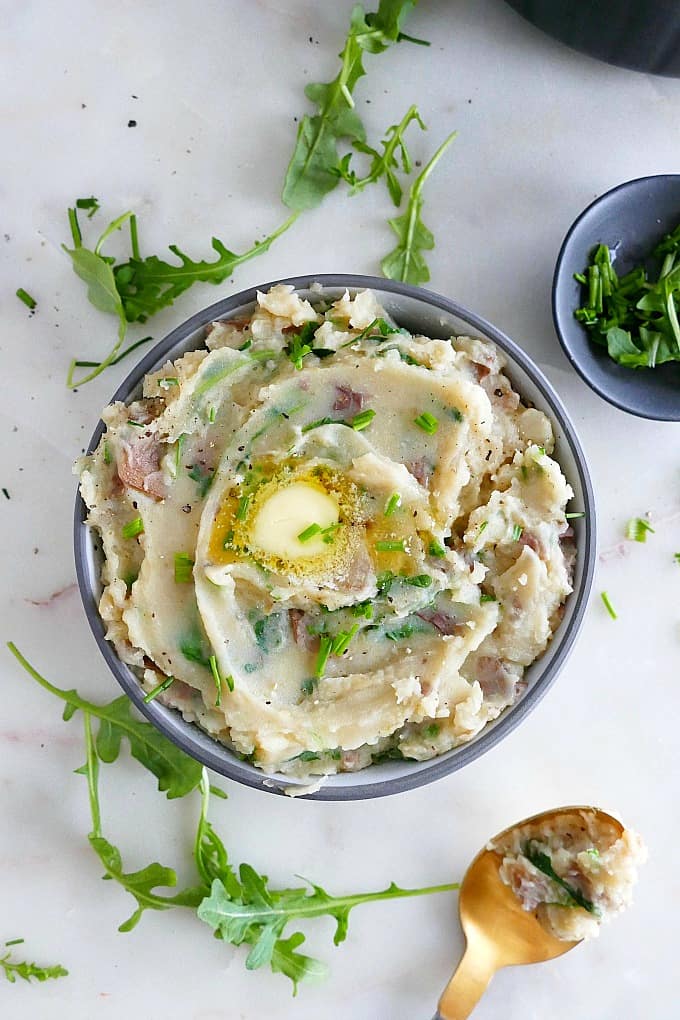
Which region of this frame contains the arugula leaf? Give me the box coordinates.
[523,841,599,915]
[335,105,426,206]
[63,209,131,388]
[115,214,297,323]
[198,872,458,983]
[82,712,205,932]
[381,129,457,285]
[8,643,202,799]
[282,0,419,211]
[0,949,68,984]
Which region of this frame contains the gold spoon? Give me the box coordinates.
[434,805,624,1020]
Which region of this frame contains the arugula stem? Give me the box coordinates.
[83,711,102,836]
[94,211,134,257]
[67,207,82,249]
[7,643,184,780]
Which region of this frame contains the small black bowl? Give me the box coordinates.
[553,175,680,421]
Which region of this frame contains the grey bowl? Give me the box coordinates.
[75,274,596,800]
[553,175,680,421]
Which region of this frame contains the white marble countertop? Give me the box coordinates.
[2,1,679,1017]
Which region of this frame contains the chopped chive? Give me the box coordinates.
[512,524,523,542]
[477,521,488,538]
[4,938,25,947]
[674,553,680,564]
[236,494,250,520]
[223,529,234,548]
[238,339,252,351]
[315,635,333,677]
[208,405,216,423]
[123,570,138,591]
[16,288,36,310]
[625,517,655,543]
[75,196,100,218]
[321,522,340,543]
[2,488,9,500]
[428,540,446,558]
[143,676,176,703]
[565,512,585,519]
[384,492,401,517]
[601,591,617,620]
[103,441,112,465]
[127,419,145,429]
[350,408,376,431]
[424,723,440,738]
[301,416,339,433]
[404,574,432,587]
[159,376,179,388]
[174,434,187,473]
[298,522,323,543]
[375,539,406,552]
[330,624,359,656]
[174,552,194,583]
[209,654,223,706]
[446,406,463,422]
[480,593,496,603]
[413,411,439,434]
[122,516,144,539]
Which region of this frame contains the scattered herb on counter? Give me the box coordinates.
[16,288,37,310]
[71,335,153,370]
[8,643,458,993]
[382,129,457,285]
[625,517,655,543]
[574,223,680,368]
[673,552,680,564]
[523,842,598,915]
[75,196,100,218]
[1,942,68,985]
[600,591,617,620]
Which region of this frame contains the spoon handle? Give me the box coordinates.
[436,944,496,1020]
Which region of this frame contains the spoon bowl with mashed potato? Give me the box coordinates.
[75,275,596,799]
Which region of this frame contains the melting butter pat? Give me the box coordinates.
[251,481,339,559]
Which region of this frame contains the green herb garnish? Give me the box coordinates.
[479,593,496,603]
[413,411,438,434]
[335,105,426,206]
[282,0,420,212]
[428,540,446,558]
[511,524,523,542]
[375,539,406,552]
[523,842,598,915]
[350,408,376,431]
[188,464,215,498]
[103,441,112,465]
[565,512,585,520]
[382,129,458,285]
[16,288,37,310]
[384,492,401,516]
[122,516,144,539]
[298,523,322,543]
[1,946,67,985]
[574,227,680,370]
[76,196,100,218]
[404,574,431,587]
[315,636,333,677]
[143,676,176,703]
[174,552,194,584]
[625,517,655,543]
[236,494,251,521]
[601,591,617,620]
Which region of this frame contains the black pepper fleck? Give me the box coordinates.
[128,119,137,128]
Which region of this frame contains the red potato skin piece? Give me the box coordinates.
[333,384,365,413]
[118,436,166,500]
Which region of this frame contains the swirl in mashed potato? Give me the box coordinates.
[79,285,576,779]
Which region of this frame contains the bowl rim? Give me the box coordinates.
[552,173,680,422]
[74,273,597,800]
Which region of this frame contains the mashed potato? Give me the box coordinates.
[491,809,646,940]
[78,285,576,778]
